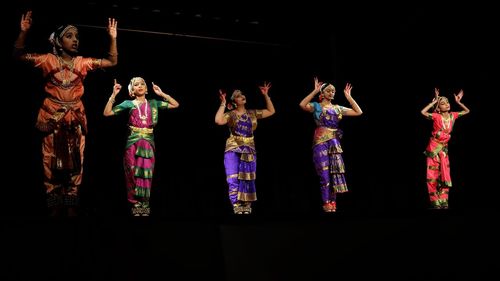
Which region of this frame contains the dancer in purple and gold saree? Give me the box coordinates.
[420,88,470,209]
[215,82,275,214]
[104,77,179,216]
[299,77,363,213]
[13,11,118,216]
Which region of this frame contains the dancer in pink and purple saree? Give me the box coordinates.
[299,77,363,213]
[215,82,275,214]
[104,77,179,216]
[420,88,470,209]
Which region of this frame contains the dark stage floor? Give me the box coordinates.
[2,210,497,281]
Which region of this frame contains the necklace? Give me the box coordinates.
[57,56,75,87]
[441,113,451,131]
[134,99,148,124]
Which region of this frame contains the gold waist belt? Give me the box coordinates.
[129,126,153,134]
[229,134,254,145]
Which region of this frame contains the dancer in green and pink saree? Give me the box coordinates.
[299,77,363,213]
[13,11,118,216]
[421,88,470,209]
[215,82,275,215]
[104,77,179,216]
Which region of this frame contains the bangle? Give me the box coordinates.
[220,104,226,107]
[108,52,118,57]
[108,97,115,104]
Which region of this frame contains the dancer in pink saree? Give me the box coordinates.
[104,78,179,216]
[421,88,470,209]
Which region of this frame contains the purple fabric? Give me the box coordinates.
[224,151,257,205]
[312,104,348,203]
[316,106,340,128]
[223,111,259,205]
[231,113,253,137]
[313,140,346,202]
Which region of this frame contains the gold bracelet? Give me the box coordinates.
[220,104,226,107]
[108,97,115,103]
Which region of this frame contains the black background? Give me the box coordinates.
[2,1,498,280]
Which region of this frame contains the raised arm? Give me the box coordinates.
[152,82,179,108]
[454,89,470,116]
[215,89,228,125]
[13,11,32,60]
[421,88,439,117]
[259,81,275,118]
[103,79,121,116]
[299,77,321,113]
[100,18,118,68]
[342,83,363,116]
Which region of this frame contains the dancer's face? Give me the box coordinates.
[61,27,79,54]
